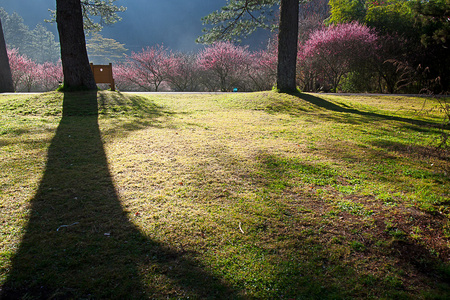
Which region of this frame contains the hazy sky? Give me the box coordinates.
[0,0,270,53]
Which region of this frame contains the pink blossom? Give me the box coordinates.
[37,61,63,91]
[166,53,201,91]
[7,48,31,91]
[7,48,63,92]
[114,45,175,91]
[197,42,251,92]
[247,48,278,91]
[298,22,379,92]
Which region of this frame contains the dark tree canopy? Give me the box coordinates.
[412,0,450,92]
[49,0,126,33]
[197,0,279,44]
[81,0,126,32]
[412,0,450,47]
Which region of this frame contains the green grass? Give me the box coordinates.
[0,91,449,299]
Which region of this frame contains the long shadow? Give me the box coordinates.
[1,92,238,299]
[298,93,447,128]
[253,151,450,298]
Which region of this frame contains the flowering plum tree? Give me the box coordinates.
[115,45,175,91]
[113,63,139,91]
[21,60,38,92]
[166,53,201,92]
[197,42,251,92]
[7,48,63,92]
[247,47,277,91]
[298,22,378,92]
[38,61,63,91]
[7,48,32,91]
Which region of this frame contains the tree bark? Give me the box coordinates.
[0,17,14,92]
[56,0,97,90]
[276,0,299,93]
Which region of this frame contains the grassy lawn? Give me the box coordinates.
[0,91,449,299]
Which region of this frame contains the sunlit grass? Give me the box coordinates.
[0,91,449,299]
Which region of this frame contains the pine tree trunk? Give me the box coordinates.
[276,0,299,93]
[56,0,97,90]
[0,17,14,93]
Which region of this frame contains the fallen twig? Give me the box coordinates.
[238,222,245,234]
[57,222,79,231]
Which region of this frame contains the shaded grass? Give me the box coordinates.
[0,91,449,299]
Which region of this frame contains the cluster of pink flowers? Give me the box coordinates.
[6,41,277,93]
[114,42,278,92]
[297,22,379,92]
[301,22,378,59]
[114,45,177,92]
[7,48,62,92]
[371,1,386,6]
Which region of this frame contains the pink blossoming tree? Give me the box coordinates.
[197,42,251,92]
[248,47,278,91]
[298,22,378,92]
[113,63,141,91]
[7,48,31,91]
[21,59,38,92]
[38,61,63,91]
[115,45,175,92]
[7,48,62,92]
[166,53,202,92]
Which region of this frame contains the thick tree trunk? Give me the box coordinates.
[56,0,97,90]
[276,0,299,93]
[0,18,14,93]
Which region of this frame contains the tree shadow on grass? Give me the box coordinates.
[253,152,450,298]
[186,142,449,298]
[297,93,446,129]
[1,92,238,299]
